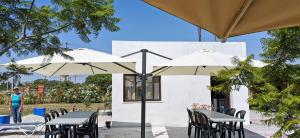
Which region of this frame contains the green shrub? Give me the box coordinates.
[24,93,38,104]
[47,88,65,103]
[64,87,84,103]
[80,84,101,107]
[0,93,5,104]
[12,77,113,104]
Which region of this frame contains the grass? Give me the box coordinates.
[0,103,111,116]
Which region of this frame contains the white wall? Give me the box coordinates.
[112,41,250,126]
[161,76,211,126]
[230,86,251,124]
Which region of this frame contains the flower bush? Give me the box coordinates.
[44,84,109,105]
[0,75,112,105]
[24,93,38,104]
[191,103,212,110]
[47,88,65,103]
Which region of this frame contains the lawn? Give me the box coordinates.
[0,103,111,116]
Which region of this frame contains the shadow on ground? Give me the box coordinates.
[98,121,152,138]
[112,121,151,127]
[166,127,265,138]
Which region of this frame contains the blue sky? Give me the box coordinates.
[59,0,266,57]
[1,0,268,83]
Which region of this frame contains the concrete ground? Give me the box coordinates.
[244,111,282,138]
[0,110,282,138]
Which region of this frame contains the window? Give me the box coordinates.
[124,74,161,102]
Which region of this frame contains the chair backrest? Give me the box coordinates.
[199,112,210,127]
[234,110,246,128]
[94,111,99,125]
[194,111,210,127]
[93,111,98,128]
[235,110,246,119]
[44,113,52,132]
[225,108,236,116]
[87,112,97,131]
[187,108,195,123]
[60,108,68,115]
[49,110,60,119]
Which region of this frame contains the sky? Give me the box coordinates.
[1,0,268,83]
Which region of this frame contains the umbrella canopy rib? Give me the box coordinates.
[75,63,107,72]
[50,62,67,76]
[194,66,199,75]
[31,63,52,72]
[87,63,107,72]
[153,66,172,76]
[147,51,173,60]
[121,50,141,58]
[151,66,168,74]
[90,64,95,74]
[113,62,137,74]
[223,0,254,42]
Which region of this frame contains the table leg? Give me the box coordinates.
[218,122,224,138]
[73,125,77,138]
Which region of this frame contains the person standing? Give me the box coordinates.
[8,87,24,123]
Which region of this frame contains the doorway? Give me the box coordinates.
[210,76,230,113]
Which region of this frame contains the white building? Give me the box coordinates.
[111,41,250,127]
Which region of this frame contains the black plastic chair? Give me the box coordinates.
[187,108,197,137]
[225,108,236,116]
[225,110,246,138]
[49,110,60,119]
[75,112,98,138]
[194,111,219,138]
[49,110,70,135]
[59,108,72,133]
[60,108,68,115]
[95,110,99,138]
[222,108,237,137]
[44,113,67,138]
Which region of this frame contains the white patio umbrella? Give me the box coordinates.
[152,49,265,76]
[2,48,136,76]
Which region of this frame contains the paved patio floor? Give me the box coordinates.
[0,125,267,138]
[0,111,281,138]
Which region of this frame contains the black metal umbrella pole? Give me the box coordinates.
[141,49,147,138]
[122,49,172,138]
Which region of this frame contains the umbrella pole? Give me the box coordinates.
[141,49,147,138]
[121,49,171,138]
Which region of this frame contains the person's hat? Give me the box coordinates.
[13,87,19,90]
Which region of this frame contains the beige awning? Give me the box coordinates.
[144,0,300,42]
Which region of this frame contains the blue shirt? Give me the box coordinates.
[11,93,22,107]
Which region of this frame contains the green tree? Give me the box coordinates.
[0,0,119,57]
[210,27,300,137]
[0,0,120,81]
[0,62,31,83]
[84,74,112,102]
[85,74,111,89]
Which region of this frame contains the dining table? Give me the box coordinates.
[46,111,94,138]
[196,109,245,138]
